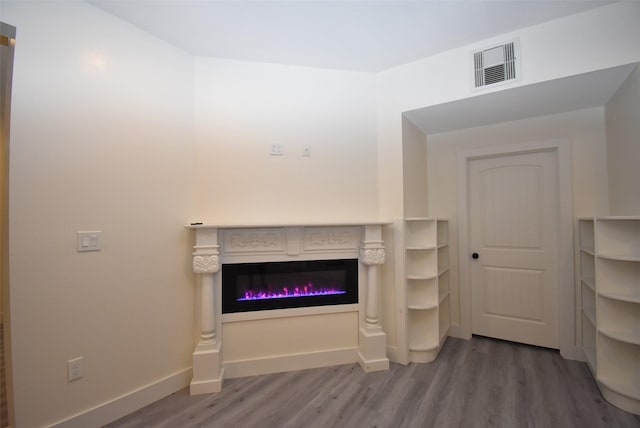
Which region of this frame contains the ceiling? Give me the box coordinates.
[90,0,614,72]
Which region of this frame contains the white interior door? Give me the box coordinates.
[469,150,559,349]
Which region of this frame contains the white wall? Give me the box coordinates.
[376,2,640,220]
[401,116,428,218]
[606,65,640,215]
[380,115,429,355]
[4,10,379,424]
[4,2,195,426]
[427,108,609,331]
[193,58,378,224]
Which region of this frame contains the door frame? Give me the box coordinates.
[1,20,16,428]
[455,138,580,360]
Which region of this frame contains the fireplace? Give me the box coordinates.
[187,223,389,394]
[222,258,358,313]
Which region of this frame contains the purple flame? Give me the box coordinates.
[237,282,346,301]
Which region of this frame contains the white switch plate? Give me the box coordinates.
[67,357,84,382]
[270,144,284,156]
[303,144,311,157]
[77,231,102,252]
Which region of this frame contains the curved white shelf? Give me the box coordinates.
[408,303,438,311]
[598,328,640,346]
[598,253,640,262]
[598,290,640,304]
[407,274,438,281]
[598,380,640,415]
[406,246,437,251]
[598,377,640,401]
[409,343,439,352]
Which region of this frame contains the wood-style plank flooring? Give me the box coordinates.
[105,336,640,428]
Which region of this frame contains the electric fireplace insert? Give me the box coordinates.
[222,258,358,313]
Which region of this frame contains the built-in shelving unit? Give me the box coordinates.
[403,218,450,363]
[578,218,597,373]
[578,217,640,415]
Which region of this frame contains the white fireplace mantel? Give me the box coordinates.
[186,222,391,395]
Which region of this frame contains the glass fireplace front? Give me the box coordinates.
[222,258,358,313]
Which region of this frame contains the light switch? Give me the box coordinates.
[77,231,102,252]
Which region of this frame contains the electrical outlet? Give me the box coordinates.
[67,357,84,382]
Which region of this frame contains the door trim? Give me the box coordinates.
[1,20,16,428]
[454,139,580,360]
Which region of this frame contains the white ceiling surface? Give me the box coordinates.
[90,0,613,72]
[404,63,637,134]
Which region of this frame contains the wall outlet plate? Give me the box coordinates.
[67,357,84,382]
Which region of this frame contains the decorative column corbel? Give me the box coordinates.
[358,225,390,372]
[193,254,219,343]
[190,228,224,394]
[360,247,385,328]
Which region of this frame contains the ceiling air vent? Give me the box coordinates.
[473,40,520,89]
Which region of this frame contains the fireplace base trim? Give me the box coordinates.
[190,376,223,395]
[223,347,358,379]
[190,342,224,394]
[221,303,358,323]
[358,327,390,372]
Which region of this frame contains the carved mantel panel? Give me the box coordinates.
[304,227,359,251]
[220,226,361,259]
[224,229,285,253]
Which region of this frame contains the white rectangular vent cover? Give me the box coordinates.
[473,41,520,89]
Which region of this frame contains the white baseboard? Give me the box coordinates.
[224,347,358,379]
[386,344,404,365]
[357,352,389,372]
[51,368,192,428]
[190,367,225,395]
[561,345,585,362]
[448,324,471,340]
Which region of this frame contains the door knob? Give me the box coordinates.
[472,252,479,259]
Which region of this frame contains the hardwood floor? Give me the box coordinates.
[106,336,640,428]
